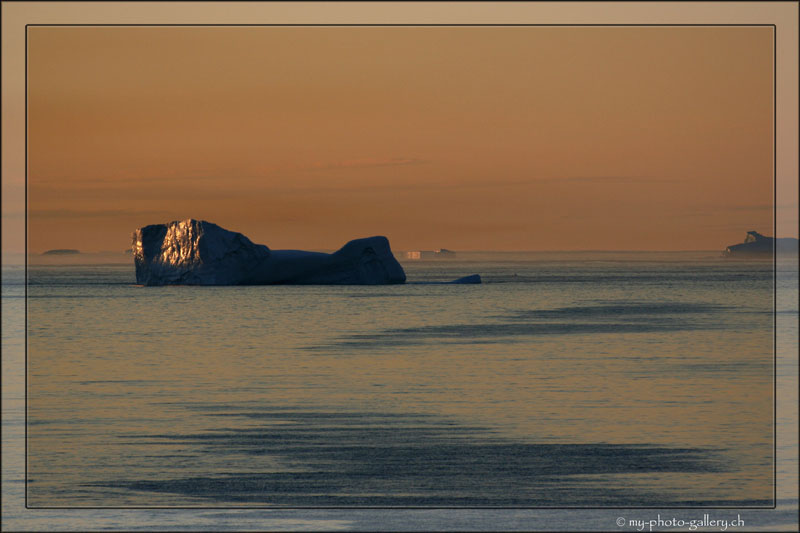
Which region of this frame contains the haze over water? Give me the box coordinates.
[21,253,777,508]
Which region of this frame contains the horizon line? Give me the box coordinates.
[10,248,752,256]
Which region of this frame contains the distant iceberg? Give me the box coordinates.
[42,249,80,255]
[723,231,799,257]
[132,219,407,286]
[406,249,455,260]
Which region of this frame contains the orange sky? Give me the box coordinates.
[20,24,780,252]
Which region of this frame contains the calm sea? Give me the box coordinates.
[4,252,798,529]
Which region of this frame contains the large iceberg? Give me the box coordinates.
[132,219,406,286]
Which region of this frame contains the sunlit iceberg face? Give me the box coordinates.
[159,220,202,267]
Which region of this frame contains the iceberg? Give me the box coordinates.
[406,249,456,260]
[42,249,80,255]
[723,231,799,257]
[448,274,482,284]
[132,219,406,286]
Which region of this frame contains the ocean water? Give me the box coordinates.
[4,252,798,529]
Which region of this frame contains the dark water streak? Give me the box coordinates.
[97,409,740,507]
[308,301,737,351]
